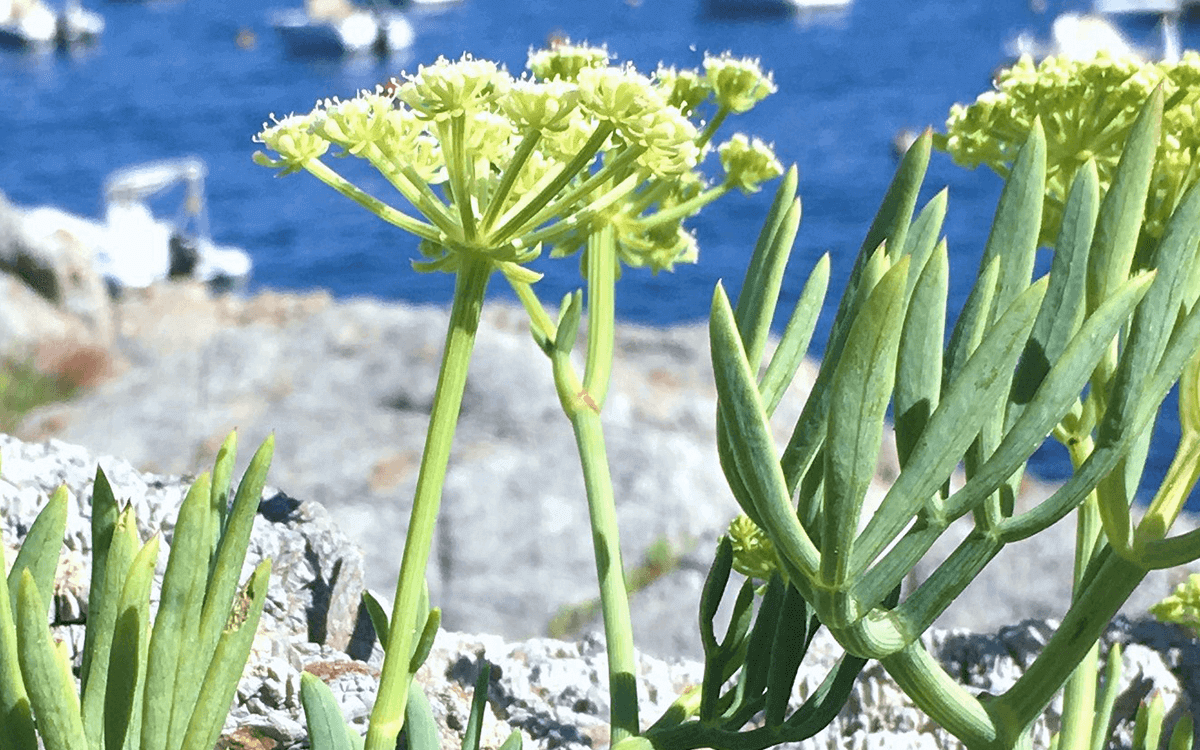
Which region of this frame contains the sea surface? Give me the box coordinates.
[1,0,1197,505]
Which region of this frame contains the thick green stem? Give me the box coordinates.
[365,256,491,750]
[584,226,617,407]
[571,410,640,747]
[990,547,1146,745]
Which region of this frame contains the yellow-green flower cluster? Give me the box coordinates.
[254,45,779,277]
[1150,572,1200,634]
[727,514,781,580]
[939,52,1200,245]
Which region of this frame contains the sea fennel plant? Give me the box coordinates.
[709,82,1200,750]
[255,45,783,750]
[0,431,274,750]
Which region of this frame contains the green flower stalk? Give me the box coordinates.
[256,44,780,750]
[938,52,1200,245]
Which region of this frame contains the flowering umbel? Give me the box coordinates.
[939,52,1200,245]
[254,46,780,280]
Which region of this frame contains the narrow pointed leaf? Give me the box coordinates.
[760,253,829,417]
[179,559,271,750]
[8,485,69,622]
[0,543,36,750]
[17,571,88,750]
[822,256,911,587]
[895,240,948,468]
[300,672,354,750]
[1087,89,1162,318]
[143,474,212,750]
[104,534,158,750]
[711,283,820,581]
[81,507,139,747]
[734,165,800,371]
[81,467,120,691]
[854,277,1049,572]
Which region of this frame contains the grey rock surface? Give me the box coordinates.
[14,283,1200,663]
[3,433,1197,750]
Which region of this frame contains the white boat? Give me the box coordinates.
[95,158,251,293]
[270,0,412,57]
[702,0,850,18]
[0,0,102,50]
[1006,9,1183,62]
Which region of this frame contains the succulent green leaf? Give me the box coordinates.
[104,534,158,750]
[210,431,238,541]
[764,581,814,728]
[179,558,271,750]
[1134,692,1166,750]
[498,730,523,750]
[1090,643,1123,750]
[408,607,441,674]
[0,543,36,750]
[81,507,139,748]
[16,571,88,750]
[554,290,583,355]
[733,165,801,371]
[759,253,829,417]
[143,473,212,750]
[700,580,754,722]
[1087,88,1162,319]
[980,118,1045,327]
[8,485,69,623]
[895,240,948,469]
[699,537,734,656]
[951,272,1154,528]
[780,132,930,495]
[898,189,947,299]
[943,256,1001,395]
[462,661,492,750]
[301,672,354,750]
[81,466,120,692]
[854,276,1049,573]
[362,590,391,647]
[402,679,441,750]
[822,256,911,587]
[198,435,274,647]
[1168,712,1193,750]
[710,283,820,581]
[727,574,785,722]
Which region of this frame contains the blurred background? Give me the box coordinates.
[0,0,1196,500]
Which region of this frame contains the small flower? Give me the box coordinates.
[704,53,776,114]
[502,78,581,132]
[1150,573,1200,635]
[400,54,510,121]
[577,64,664,132]
[313,91,397,156]
[253,113,330,175]
[940,52,1200,244]
[527,41,610,82]
[719,134,783,193]
[615,216,698,272]
[727,514,780,580]
[655,65,712,116]
[637,107,701,178]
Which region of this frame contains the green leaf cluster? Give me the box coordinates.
[711,90,1200,750]
[0,431,274,750]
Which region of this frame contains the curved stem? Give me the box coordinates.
[571,410,640,747]
[302,159,443,242]
[365,256,492,750]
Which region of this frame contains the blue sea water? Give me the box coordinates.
[1,0,1197,505]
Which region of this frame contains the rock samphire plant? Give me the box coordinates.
[0,431,275,750]
[256,42,1200,750]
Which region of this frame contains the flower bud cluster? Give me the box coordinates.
[727,514,781,580]
[940,52,1200,244]
[255,45,779,275]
